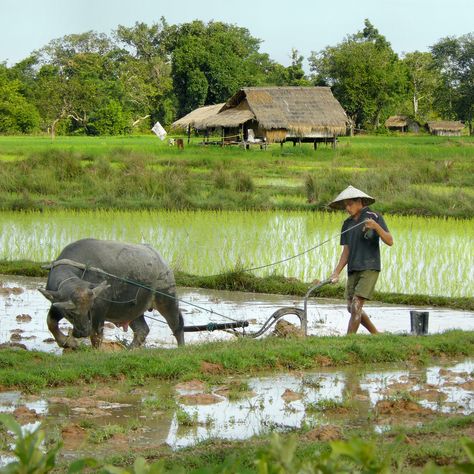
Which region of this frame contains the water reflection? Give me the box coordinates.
[2,276,474,352]
[2,360,471,459]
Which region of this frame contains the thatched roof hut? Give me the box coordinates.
[427,121,464,136]
[172,103,224,130]
[385,115,420,133]
[172,87,348,145]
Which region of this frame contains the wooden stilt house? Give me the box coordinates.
[172,87,348,148]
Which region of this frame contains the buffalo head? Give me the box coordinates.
[39,281,109,337]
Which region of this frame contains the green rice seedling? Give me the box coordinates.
[88,424,125,444]
[305,398,350,413]
[176,408,198,427]
[0,209,472,297]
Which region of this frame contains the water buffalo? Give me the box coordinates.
[39,239,184,349]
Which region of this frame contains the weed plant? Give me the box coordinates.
[2,413,474,473]
[0,135,473,216]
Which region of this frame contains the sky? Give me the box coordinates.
[1,0,473,68]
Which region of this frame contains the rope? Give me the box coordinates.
[206,219,367,276]
[44,219,367,333]
[47,260,242,325]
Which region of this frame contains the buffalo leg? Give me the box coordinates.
[155,296,185,346]
[47,306,79,349]
[90,321,104,348]
[129,315,150,348]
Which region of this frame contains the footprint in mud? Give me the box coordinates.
[281,388,303,402]
[61,424,87,450]
[15,314,32,322]
[179,393,222,405]
[410,389,448,402]
[13,406,40,423]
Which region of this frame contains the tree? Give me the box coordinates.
[402,51,441,121]
[309,20,407,129]
[431,33,474,134]
[114,20,175,127]
[0,64,40,133]
[165,20,270,116]
[286,49,310,86]
[34,31,123,135]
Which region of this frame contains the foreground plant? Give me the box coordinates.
[1,414,474,473]
[0,414,61,474]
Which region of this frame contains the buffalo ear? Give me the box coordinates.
[91,281,110,299]
[52,300,76,311]
[38,288,61,302]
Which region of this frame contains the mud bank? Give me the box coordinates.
[0,359,472,464]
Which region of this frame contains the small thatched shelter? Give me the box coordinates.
[385,115,420,133]
[172,103,224,131]
[427,121,464,136]
[173,87,348,147]
[213,87,348,146]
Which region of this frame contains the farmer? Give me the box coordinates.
[329,186,393,334]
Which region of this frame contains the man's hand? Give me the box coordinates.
[364,218,394,246]
[329,272,339,283]
[363,218,380,231]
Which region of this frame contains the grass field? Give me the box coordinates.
[0,135,473,216]
[1,331,472,390]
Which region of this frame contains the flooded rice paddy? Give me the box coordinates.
[0,210,473,297]
[0,358,472,461]
[1,276,474,352]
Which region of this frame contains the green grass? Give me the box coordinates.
[0,135,472,216]
[0,331,472,391]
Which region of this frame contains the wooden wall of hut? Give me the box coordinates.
[431,130,462,137]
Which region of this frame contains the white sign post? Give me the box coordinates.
[151,121,167,141]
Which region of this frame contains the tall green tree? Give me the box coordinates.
[114,20,176,127]
[286,49,310,86]
[0,64,40,133]
[431,33,474,134]
[165,20,269,116]
[309,20,407,129]
[402,51,441,121]
[34,31,124,135]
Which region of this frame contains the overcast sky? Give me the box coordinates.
[1,0,473,68]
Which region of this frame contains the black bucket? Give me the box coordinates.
[410,311,429,335]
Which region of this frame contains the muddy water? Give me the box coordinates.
[1,275,474,352]
[0,360,472,463]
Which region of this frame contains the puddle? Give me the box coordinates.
[0,359,472,460]
[1,276,474,352]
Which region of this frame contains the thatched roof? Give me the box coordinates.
[171,103,224,130]
[207,87,347,135]
[385,115,411,127]
[203,99,255,128]
[427,121,464,132]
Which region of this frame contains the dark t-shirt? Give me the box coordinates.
[340,207,389,273]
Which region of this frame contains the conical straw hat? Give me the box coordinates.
[329,185,375,210]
